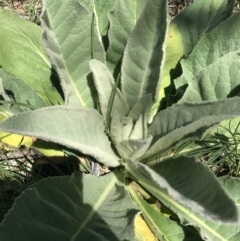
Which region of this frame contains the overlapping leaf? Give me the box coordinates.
[126,157,238,226]
[0,106,119,167]
[160,0,234,102]
[41,0,105,108]
[179,52,240,102]
[142,97,240,162]
[0,9,62,105]
[175,12,240,90]
[80,0,115,36]
[107,0,146,74]
[121,0,168,108]
[0,68,46,114]
[128,182,203,241]
[0,172,139,240]
[89,59,129,120]
[190,176,240,241]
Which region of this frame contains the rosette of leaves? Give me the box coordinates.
[0,0,240,240]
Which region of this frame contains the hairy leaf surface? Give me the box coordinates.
[160,0,234,102]
[0,106,119,167]
[0,172,138,240]
[190,177,240,241]
[175,12,240,90]
[41,0,105,108]
[80,0,115,36]
[121,0,168,108]
[142,97,240,162]
[126,157,238,225]
[89,59,129,120]
[107,0,146,73]
[180,52,240,102]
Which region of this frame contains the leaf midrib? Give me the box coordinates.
[71,175,117,239]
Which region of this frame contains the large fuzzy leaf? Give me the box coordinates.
[142,97,240,162]
[89,59,129,120]
[0,106,119,167]
[121,0,168,108]
[0,172,139,240]
[188,176,240,241]
[175,12,240,90]
[41,0,105,108]
[106,0,146,73]
[126,157,238,225]
[160,0,234,102]
[0,9,62,105]
[180,52,240,102]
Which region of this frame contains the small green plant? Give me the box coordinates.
[0,0,240,240]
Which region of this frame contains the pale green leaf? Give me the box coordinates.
[180,52,240,102]
[41,0,105,108]
[106,0,146,73]
[110,111,122,144]
[0,172,139,240]
[0,106,119,167]
[188,176,240,241]
[121,0,168,108]
[126,157,238,224]
[116,136,152,161]
[0,9,62,105]
[122,117,134,140]
[128,94,152,122]
[175,12,240,90]
[129,114,145,140]
[80,0,115,36]
[89,59,129,120]
[142,97,240,162]
[128,95,152,139]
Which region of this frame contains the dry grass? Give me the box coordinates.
[0,0,41,22]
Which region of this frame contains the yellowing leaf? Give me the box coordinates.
[135,214,158,241]
[159,22,184,101]
[32,140,64,157]
[0,131,34,150]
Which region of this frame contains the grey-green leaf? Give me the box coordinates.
[0,172,139,241]
[190,176,240,241]
[41,0,105,108]
[126,157,238,224]
[172,0,234,56]
[121,0,168,108]
[80,0,115,36]
[89,59,129,120]
[0,106,119,167]
[142,97,240,162]
[180,52,240,102]
[175,12,240,90]
[116,136,152,161]
[106,0,146,73]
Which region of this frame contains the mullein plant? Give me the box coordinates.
[0,0,240,240]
